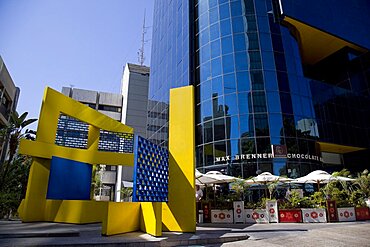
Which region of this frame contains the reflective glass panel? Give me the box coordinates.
[211,39,221,57]
[223,73,236,94]
[219,3,230,20]
[240,114,254,137]
[204,121,213,143]
[209,6,219,24]
[233,34,246,52]
[252,92,267,113]
[221,36,233,54]
[214,118,226,141]
[226,115,240,139]
[232,16,244,33]
[201,80,212,101]
[213,96,225,118]
[212,76,223,97]
[254,114,269,136]
[211,57,222,77]
[272,161,287,176]
[236,71,250,92]
[225,93,238,115]
[269,113,283,137]
[204,143,214,165]
[238,92,251,114]
[222,54,234,74]
[241,138,256,153]
[210,23,220,41]
[235,52,248,71]
[201,99,213,121]
[220,18,231,36]
[267,91,281,113]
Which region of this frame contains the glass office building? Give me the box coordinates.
[147,0,370,178]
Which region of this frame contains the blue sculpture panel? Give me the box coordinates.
[133,136,169,202]
[46,156,92,200]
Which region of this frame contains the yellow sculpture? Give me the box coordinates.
[18,86,195,236]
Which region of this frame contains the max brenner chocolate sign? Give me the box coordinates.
[214,145,323,162]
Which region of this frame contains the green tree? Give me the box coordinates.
[0,112,36,218]
[230,178,250,201]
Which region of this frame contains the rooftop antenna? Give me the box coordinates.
[138,9,147,66]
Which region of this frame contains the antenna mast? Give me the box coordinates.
[138,10,147,66]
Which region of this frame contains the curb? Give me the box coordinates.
[0,231,80,239]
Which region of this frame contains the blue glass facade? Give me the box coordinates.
[147,0,190,147]
[148,0,370,178]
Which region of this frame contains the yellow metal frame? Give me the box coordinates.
[18,86,196,236]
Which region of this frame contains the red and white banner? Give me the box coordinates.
[211,209,233,223]
[233,201,245,223]
[266,200,278,223]
[301,208,327,223]
[337,207,356,222]
[245,209,269,223]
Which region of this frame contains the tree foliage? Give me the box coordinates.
[0,112,36,218]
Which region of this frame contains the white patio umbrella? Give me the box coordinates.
[205,171,242,184]
[245,172,293,184]
[291,170,355,190]
[245,172,292,198]
[195,169,220,185]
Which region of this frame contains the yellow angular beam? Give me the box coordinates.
[162,85,196,232]
[140,202,162,237]
[21,158,50,222]
[19,139,134,166]
[45,200,108,224]
[102,202,141,235]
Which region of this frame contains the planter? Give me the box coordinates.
[266,200,278,223]
[202,202,212,223]
[301,208,327,223]
[245,209,269,223]
[233,201,245,223]
[326,200,338,222]
[355,207,370,221]
[337,207,356,222]
[211,209,233,223]
[278,209,302,223]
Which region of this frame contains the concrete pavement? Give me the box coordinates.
[0,220,369,246]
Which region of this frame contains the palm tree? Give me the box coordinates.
[0,112,36,191]
[7,112,37,162]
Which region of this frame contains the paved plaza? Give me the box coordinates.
[0,220,369,246]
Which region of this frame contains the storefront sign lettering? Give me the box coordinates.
[214,153,323,162]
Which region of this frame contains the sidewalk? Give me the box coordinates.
[0,220,369,247]
[0,220,249,247]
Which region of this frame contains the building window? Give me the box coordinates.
[98,105,121,113]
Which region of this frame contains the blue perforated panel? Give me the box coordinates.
[132,136,169,202]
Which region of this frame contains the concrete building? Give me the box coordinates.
[0,56,20,161]
[121,63,150,137]
[116,63,150,201]
[61,87,122,121]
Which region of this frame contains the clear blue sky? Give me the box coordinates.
[0,0,154,129]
